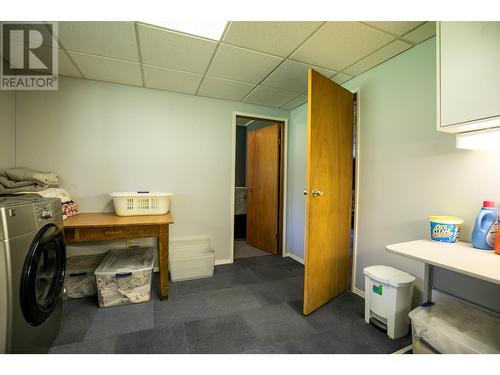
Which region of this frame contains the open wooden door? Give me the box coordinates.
[246,124,280,254]
[303,69,354,315]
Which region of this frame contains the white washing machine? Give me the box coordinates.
[0,195,66,353]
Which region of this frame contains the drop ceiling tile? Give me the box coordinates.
[223,21,323,57]
[364,22,425,36]
[291,22,394,71]
[68,52,142,86]
[208,44,283,84]
[138,24,217,73]
[344,40,412,76]
[243,86,301,108]
[59,22,139,62]
[402,22,436,44]
[58,49,82,78]
[330,72,353,85]
[143,65,202,94]
[262,59,336,92]
[198,76,255,101]
[281,94,307,110]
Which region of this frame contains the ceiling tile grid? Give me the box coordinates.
[59,21,140,62]
[26,21,436,110]
[198,76,256,101]
[262,59,336,92]
[207,43,283,84]
[223,21,323,57]
[401,22,436,44]
[363,21,425,37]
[68,51,143,87]
[137,23,218,74]
[343,39,413,76]
[143,64,202,94]
[291,22,395,71]
[243,85,302,108]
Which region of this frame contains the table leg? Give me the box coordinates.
[423,263,433,305]
[159,224,169,300]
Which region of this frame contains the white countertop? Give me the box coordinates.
[386,240,500,285]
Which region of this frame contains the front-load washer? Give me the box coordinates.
[0,195,66,353]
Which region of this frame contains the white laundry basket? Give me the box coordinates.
[110,192,172,216]
[364,265,416,339]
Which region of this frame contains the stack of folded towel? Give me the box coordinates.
[0,167,80,220]
[0,167,60,193]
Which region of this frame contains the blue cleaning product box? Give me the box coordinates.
[472,201,498,250]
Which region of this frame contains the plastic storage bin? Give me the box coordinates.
[364,265,416,339]
[409,300,500,354]
[169,238,215,282]
[94,247,154,307]
[110,192,172,216]
[64,254,106,298]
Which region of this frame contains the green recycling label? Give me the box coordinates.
[372,284,383,296]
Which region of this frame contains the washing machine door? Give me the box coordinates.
[20,224,66,326]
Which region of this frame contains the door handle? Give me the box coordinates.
[311,189,323,197]
[303,189,309,196]
[245,186,251,192]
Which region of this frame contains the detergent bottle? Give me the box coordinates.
[472,201,498,250]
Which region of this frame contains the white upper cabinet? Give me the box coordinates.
[437,22,500,133]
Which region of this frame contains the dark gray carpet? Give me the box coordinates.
[49,255,411,354]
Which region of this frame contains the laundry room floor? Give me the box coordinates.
[49,255,411,354]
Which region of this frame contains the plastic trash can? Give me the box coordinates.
[364,265,416,339]
[409,300,500,354]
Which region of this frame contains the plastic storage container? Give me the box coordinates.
[110,192,172,216]
[169,238,215,282]
[64,254,107,298]
[429,216,464,243]
[409,300,500,354]
[94,247,154,307]
[364,265,416,339]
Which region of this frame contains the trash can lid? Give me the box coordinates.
[363,265,416,287]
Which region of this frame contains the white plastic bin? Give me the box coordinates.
[169,238,215,282]
[110,192,172,216]
[364,265,416,339]
[409,300,500,354]
[94,247,154,307]
[64,254,106,298]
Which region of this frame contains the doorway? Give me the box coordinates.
[232,114,286,260]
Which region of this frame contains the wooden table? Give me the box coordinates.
[386,240,500,303]
[63,212,174,300]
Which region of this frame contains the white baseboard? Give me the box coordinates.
[352,286,365,298]
[285,251,304,264]
[215,258,233,266]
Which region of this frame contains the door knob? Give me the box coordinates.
[245,186,251,192]
[303,189,309,196]
[311,189,323,197]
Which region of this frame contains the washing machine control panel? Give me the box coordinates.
[35,203,57,224]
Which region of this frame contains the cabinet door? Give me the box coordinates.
[439,22,500,129]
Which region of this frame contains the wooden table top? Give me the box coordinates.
[63,212,174,228]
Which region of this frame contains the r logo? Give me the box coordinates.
[0,22,58,90]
